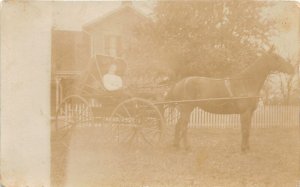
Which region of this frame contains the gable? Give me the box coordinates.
[83,6,148,33]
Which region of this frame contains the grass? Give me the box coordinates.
[51,126,300,187]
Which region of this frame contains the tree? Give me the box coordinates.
[262,73,298,105]
[129,1,277,81]
[276,54,299,104]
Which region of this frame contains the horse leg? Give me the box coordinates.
[173,105,189,149]
[240,109,254,152]
[173,105,182,148]
[182,107,193,151]
[174,113,190,150]
[174,119,182,149]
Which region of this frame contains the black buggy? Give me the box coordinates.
[54,55,165,147]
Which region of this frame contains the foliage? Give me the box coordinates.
[128,1,277,81]
[262,75,299,105]
[261,53,299,105]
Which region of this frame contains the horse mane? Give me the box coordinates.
[232,54,269,79]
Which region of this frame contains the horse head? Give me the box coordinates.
[264,46,294,74]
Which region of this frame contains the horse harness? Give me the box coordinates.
[183,77,236,98]
[182,76,254,99]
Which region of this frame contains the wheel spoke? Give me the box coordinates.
[122,105,132,118]
[54,97,93,148]
[127,129,138,145]
[139,131,154,146]
[117,126,135,143]
[141,126,160,141]
[110,98,163,147]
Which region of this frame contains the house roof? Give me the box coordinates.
[82,4,149,31]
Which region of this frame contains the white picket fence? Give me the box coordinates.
[164,105,300,128]
[56,104,299,128]
[55,103,93,130]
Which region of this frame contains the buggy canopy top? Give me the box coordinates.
[72,55,127,96]
[95,55,127,77]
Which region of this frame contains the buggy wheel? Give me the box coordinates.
[55,95,93,130]
[110,97,164,148]
[52,95,93,185]
[54,95,93,142]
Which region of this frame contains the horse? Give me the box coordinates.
[165,49,294,152]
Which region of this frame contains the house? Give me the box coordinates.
[82,1,148,58]
[51,2,149,115]
[51,30,91,115]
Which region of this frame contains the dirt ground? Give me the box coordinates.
[51,126,300,187]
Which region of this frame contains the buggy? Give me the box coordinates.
[54,55,165,147]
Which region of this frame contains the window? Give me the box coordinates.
[116,36,123,57]
[104,35,111,55]
[104,35,123,57]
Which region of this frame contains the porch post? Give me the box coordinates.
[59,80,63,104]
[56,77,61,111]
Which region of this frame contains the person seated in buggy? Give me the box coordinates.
[102,63,123,91]
[102,63,131,99]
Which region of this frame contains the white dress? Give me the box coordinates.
[102,73,123,91]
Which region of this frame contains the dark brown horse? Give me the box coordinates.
[166,49,294,152]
